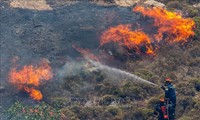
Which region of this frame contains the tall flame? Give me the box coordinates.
[9,59,53,101]
[100,24,155,55]
[100,6,195,56]
[23,87,43,101]
[133,6,195,43]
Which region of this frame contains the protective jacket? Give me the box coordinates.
[154,102,168,120]
[154,100,175,120]
[165,84,176,107]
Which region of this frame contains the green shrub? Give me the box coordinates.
[108,107,118,116]
[156,0,173,4]
[94,84,106,92]
[60,108,79,120]
[131,108,154,120]
[189,46,200,58]
[106,106,123,117]
[194,101,200,110]
[178,97,195,110]
[121,82,144,100]
[191,78,200,91]
[48,97,71,109]
[176,82,196,96]
[134,69,154,80]
[185,0,200,4]
[108,86,123,97]
[99,95,116,106]
[147,97,160,109]
[187,7,199,17]
[71,106,104,120]
[134,69,160,84]
[193,17,200,40]
[189,58,200,66]
[94,83,123,97]
[156,47,189,72]
[187,101,200,120]
[140,83,161,96]
[178,116,193,120]
[7,101,61,120]
[121,81,160,100]
[62,75,83,94]
[166,1,183,9]
[73,107,95,119]
[176,96,196,118]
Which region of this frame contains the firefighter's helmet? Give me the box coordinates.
[159,98,165,102]
[165,77,172,83]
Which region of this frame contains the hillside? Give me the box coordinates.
[0,0,200,120]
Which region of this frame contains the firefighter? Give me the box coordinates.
[161,78,176,119]
[154,98,169,120]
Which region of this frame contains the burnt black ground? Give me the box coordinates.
[0,1,137,119]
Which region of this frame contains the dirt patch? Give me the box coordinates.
[114,0,140,6]
[10,0,52,10]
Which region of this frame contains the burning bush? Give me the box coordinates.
[9,59,53,101]
[100,6,195,57]
[134,6,195,43]
[100,24,155,55]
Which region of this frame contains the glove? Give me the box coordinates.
[161,85,165,90]
[153,111,158,115]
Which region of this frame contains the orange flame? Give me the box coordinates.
[9,59,53,101]
[72,45,99,60]
[100,24,155,55]
[100,7,195,56]
[133,6,195,43]
[24,87,43,101]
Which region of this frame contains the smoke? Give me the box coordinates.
[57,61,85,78]
[87,58,159,86]
[0,2,172,119]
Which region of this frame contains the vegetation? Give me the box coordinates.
[7,101,61,120]
[193,17,200,39]
[4,0,200,120]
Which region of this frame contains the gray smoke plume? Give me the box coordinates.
[57,61,84,78]
[87,58,159,87]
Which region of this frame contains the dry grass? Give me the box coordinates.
[10,0,52,10]
[114,0,140,6]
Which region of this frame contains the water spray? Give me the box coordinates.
[87,58,159,87]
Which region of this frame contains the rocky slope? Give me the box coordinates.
[0,0,200,120]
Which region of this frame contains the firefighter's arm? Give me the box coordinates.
[161,86,169,93]
[153,105,160,116]
[153,111,159,116]
[161,85,165,90]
